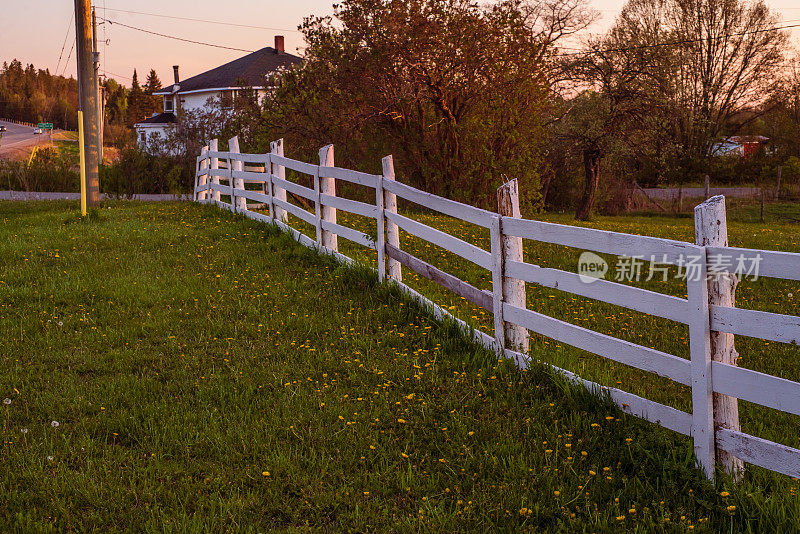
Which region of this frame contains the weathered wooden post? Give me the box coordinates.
[490,216,505,353]
[210,138,220,202]
[270,139,287,223]
[775,166,782,200]
[382,155,401,282]
[229,136,246,212]
[497,179,529,353]
[195,145,208,201]
[695,195,743,478]
[375,163,386,282]
[704,175,710,200]
[319,144,338,251]
[687,238,715,480]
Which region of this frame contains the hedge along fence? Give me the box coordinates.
[194,136,800,482]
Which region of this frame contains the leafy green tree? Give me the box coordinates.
[263,0,574,209]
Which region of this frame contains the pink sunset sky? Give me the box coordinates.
[1,0,799,87]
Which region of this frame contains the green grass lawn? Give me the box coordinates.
[1,200,799,532]
[295,198,800,457]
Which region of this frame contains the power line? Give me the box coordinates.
[55,9,74,75]
[94,7,301,32]
[98,17,256,53]
[61,36,76,77]
[101,69,132,82]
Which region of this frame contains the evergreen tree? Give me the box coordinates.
[144,69,162,95]
[143,69,163,117]
[126,69,145,127]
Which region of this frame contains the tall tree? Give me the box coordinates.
[264,0,586,208]
[126,69,145,127]
[143,69,163,117]
[143,69,162,95]
[596,0,788,164]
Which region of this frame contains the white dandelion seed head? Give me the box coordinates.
[51,420,60,428]
[2,398,10,405]
[57,321,63,326]
[789,293,794,298]
[21,428,28,434]
[47,456,54,461]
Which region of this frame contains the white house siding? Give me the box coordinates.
[135,123,171,149]
[135,89,268,149]
[179,88,268,112]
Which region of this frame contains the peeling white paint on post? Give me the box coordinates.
[313,166,322,246]
[228,136,246,212]
[490,216,505,353]
[196,145,209,201]
[497,179,529,353]
[319,144,338,251]
[695,195,744,478]
[210,138,220,202]
[382,155,401,282]
[376,171,386,281]
[270,139,287,223]
[687,241,715,479]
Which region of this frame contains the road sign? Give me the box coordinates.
[38,123,53,130]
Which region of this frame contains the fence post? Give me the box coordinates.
[313,164,323,246]
[497,179,529,353]
[319,144,338,252]
[195,145,208,202]
[382,155,401,282]
[266,152,276,221]
[490,216,505,354]
[775,166,782,200]
[375,169,386,282]
[210,138,220,202]
[270,139,287,223]
[687,240,715,480]
[704,175,710,200]
[695,195,743,478]
[229,136,246,212]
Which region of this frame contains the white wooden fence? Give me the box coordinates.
[194,137,800,481]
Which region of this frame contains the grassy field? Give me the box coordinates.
[293,197,800,455]
[1,200,798,532]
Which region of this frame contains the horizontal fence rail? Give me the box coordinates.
[194,137,800,481]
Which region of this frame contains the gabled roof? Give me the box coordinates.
[155,47,301,95]
[135,112,177,126]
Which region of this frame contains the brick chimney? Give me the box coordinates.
[173,65,180,84]
[274,35,284,54]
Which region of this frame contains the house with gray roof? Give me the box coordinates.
[134,36,301,148]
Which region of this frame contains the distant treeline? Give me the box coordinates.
[0,60,79,130]
[0,59,163,132]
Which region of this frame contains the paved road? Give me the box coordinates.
[0,191,190,201]
[0,120,54,158]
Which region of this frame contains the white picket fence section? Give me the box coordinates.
[193,137,800,481]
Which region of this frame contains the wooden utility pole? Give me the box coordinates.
[92,7,103,162]
[75,0,100,206]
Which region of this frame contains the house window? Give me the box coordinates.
[140,131,146,144]
[164,97,174,112]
